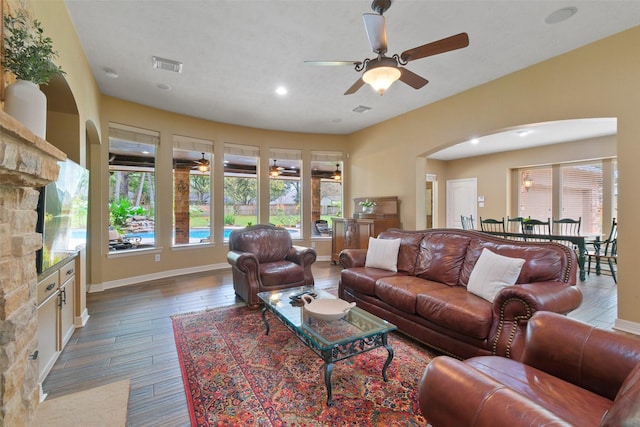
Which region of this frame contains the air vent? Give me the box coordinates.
[352,105,372,113]
[152,56,183,73]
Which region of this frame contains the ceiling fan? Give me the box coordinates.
[270,159,284,177]
[305,0,469,95]
[193,153,210,172]
[270,160,300,177]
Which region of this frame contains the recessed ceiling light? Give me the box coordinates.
[470,138,479,145]
[156,83,172,91]
[102,67,119,79]
[545,7,577,24]
[516,129,533,136]
[275,87,288,95]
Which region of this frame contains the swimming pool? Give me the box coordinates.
[117,227,299,241]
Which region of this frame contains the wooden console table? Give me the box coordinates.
[331,196,400,264]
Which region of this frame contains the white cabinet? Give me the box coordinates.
[36,256,77,383]
[59,260,76,348]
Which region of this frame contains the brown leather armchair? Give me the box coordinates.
[227,224,317,308]
[419,311,640,426]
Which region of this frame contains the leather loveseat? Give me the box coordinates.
[227,224,317,308]
[419,311,640,426]
[338,229,582,359]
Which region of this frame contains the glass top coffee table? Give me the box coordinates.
[257,286,397,406]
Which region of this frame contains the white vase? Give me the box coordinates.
[4,79,47,139]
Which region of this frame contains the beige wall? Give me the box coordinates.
[347,27,640,327]
[31,1,640,328]
[31,0,103,322]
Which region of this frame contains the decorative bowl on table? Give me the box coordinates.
[301,294,356,321]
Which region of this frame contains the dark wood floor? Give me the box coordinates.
[41,261,617,427]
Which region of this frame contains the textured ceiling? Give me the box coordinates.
[64,1,638,144]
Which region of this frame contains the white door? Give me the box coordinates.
[446,178,477,228]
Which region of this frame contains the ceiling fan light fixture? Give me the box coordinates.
[332,164,342,181]
[270,160,281,177]
[196,152,210,172]
[362,65,401,95]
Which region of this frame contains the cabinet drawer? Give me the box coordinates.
[37,272,59,306]
[59,259,76,284]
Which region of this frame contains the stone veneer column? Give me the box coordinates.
[0,111,65,425]
[174,168,190,244]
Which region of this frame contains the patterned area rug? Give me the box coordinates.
[172,305,433,426]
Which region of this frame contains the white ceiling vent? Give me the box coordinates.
[152,56,183,73]
[352,105,372,113]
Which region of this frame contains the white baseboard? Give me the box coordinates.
[76,308,90,327]
[88,262,230,292]
[613,318,640,336]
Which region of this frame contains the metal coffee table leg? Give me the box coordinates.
[324,362,334,406]
[261,305,270,335]
[382,334,394,381]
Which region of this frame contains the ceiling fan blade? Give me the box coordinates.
[398,67,429,89]
[400,32,469,62]
[304,60,361,66]
[363,13,387,54]
[344,78,365,95]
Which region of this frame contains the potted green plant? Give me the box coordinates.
[359,199,377,214]
[3,10,65,138]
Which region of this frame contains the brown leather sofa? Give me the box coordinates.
[227,224,317,308]
[338,229,582,359]
[419,311,640,427]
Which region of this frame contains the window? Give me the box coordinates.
[108,124,159,250]
[269,149,301,239]
[518,159,616,236]
[518,167,552,221]
[224,144,258,238]
[172,136,213,246]
[311,151,343,236]
[561,162,603,235]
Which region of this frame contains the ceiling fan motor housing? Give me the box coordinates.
[371,0,393,14]
[366,56,398,71]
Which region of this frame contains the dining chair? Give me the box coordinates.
[461,214,475,230]
[553,217,581,235]
[522,218,551,235]
[587,218,617,283]
[507,216,524,233]
[479,217,506,233]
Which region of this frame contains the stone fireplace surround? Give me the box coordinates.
[0,110,65,425]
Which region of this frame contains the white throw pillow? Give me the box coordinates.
[467,248,525,302]
[365,237,402,272]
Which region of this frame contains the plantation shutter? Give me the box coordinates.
[561,162,603,235]
[519,167,552,220]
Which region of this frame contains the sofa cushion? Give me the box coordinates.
[340,267,404,297]
[416,285,493,340]
[415,232,471,286]
[378,230,425,275]
[465,356,613,426]
[459,238,567,286]
[467,248,525,302]
[601,363,640,427]
[365,237,401,272]
[259,260,305,288]
[375,276,444,314]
